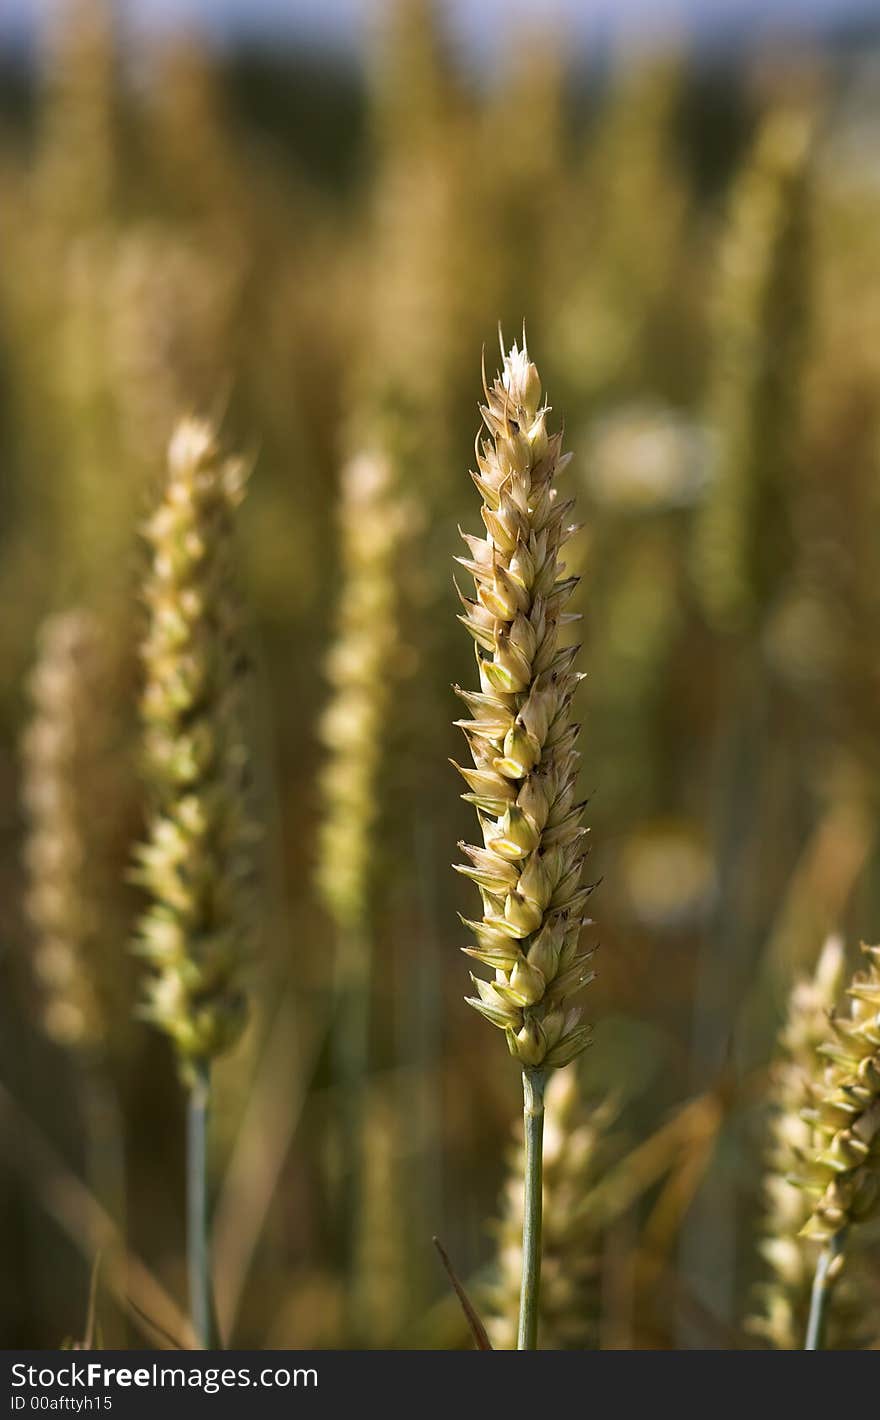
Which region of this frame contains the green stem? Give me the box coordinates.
[517,1066,546,1351]
[332,924,372,1342]
[804,1230,846,1351]
[187,1060,218,1349]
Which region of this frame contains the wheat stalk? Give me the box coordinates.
[454,335,592,1347]
[316,448,406,1335]
[488,1067,617,1349]
[133,416,253,1347]
[693,106,814,634]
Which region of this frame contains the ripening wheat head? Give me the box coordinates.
[749,935,846,1349]
[800,942,880,1243]
[132,417,253,1075]
[317,450,404,931]
[21,610,122,1052]
[453,337,594,1070]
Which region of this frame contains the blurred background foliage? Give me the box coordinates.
[2,0,880,1349]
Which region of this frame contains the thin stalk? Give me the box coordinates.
[82,1068,126,1345]
[82,1068,126,1228]
[187,1059,217,1349]
[333,923,372,1341]
[804,1230,846,1351]
[517,1066,546,1350]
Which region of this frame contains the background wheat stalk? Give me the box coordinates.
[22,610,119,1056]
[454,336,593,1347]
[132,416,253,1348]
[693,105,813,636]
[316,448,406,1336]
[20,608,134,1251]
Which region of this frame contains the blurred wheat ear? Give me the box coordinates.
[132,416,255,1348]
[315,448,406,1338]
[20,608,134,1254]
[692,104,815,637]
[23,610,123,1056]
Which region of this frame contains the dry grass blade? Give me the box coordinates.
[432,1237,493,1350]
[0,1082,194,1347]
[212,995,327,1339]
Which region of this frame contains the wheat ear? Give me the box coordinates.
[693,107,813,634]
[747,935,845,1349]
[133,417,253,1347]
[316,449,405,1334]
[800,942,880,1347]
[22,611,120,1053]
[21,608,133,1245]
[454,335,593,1347]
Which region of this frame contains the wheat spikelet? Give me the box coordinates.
[800,942,880,1244]
[21,610,132,1054]
[132,418,253,1075]
[454,337,593,1069]
[488,1067,617,1349]
[748,934,845,1348]
[693,106,814,633]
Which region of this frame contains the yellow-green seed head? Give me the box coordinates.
[748,934,846,1349]
[316,451,406,932]
[133,417,253,1074]
[21,609,130,1053]
[800,942,880,1243]
[454,338,593,1069]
